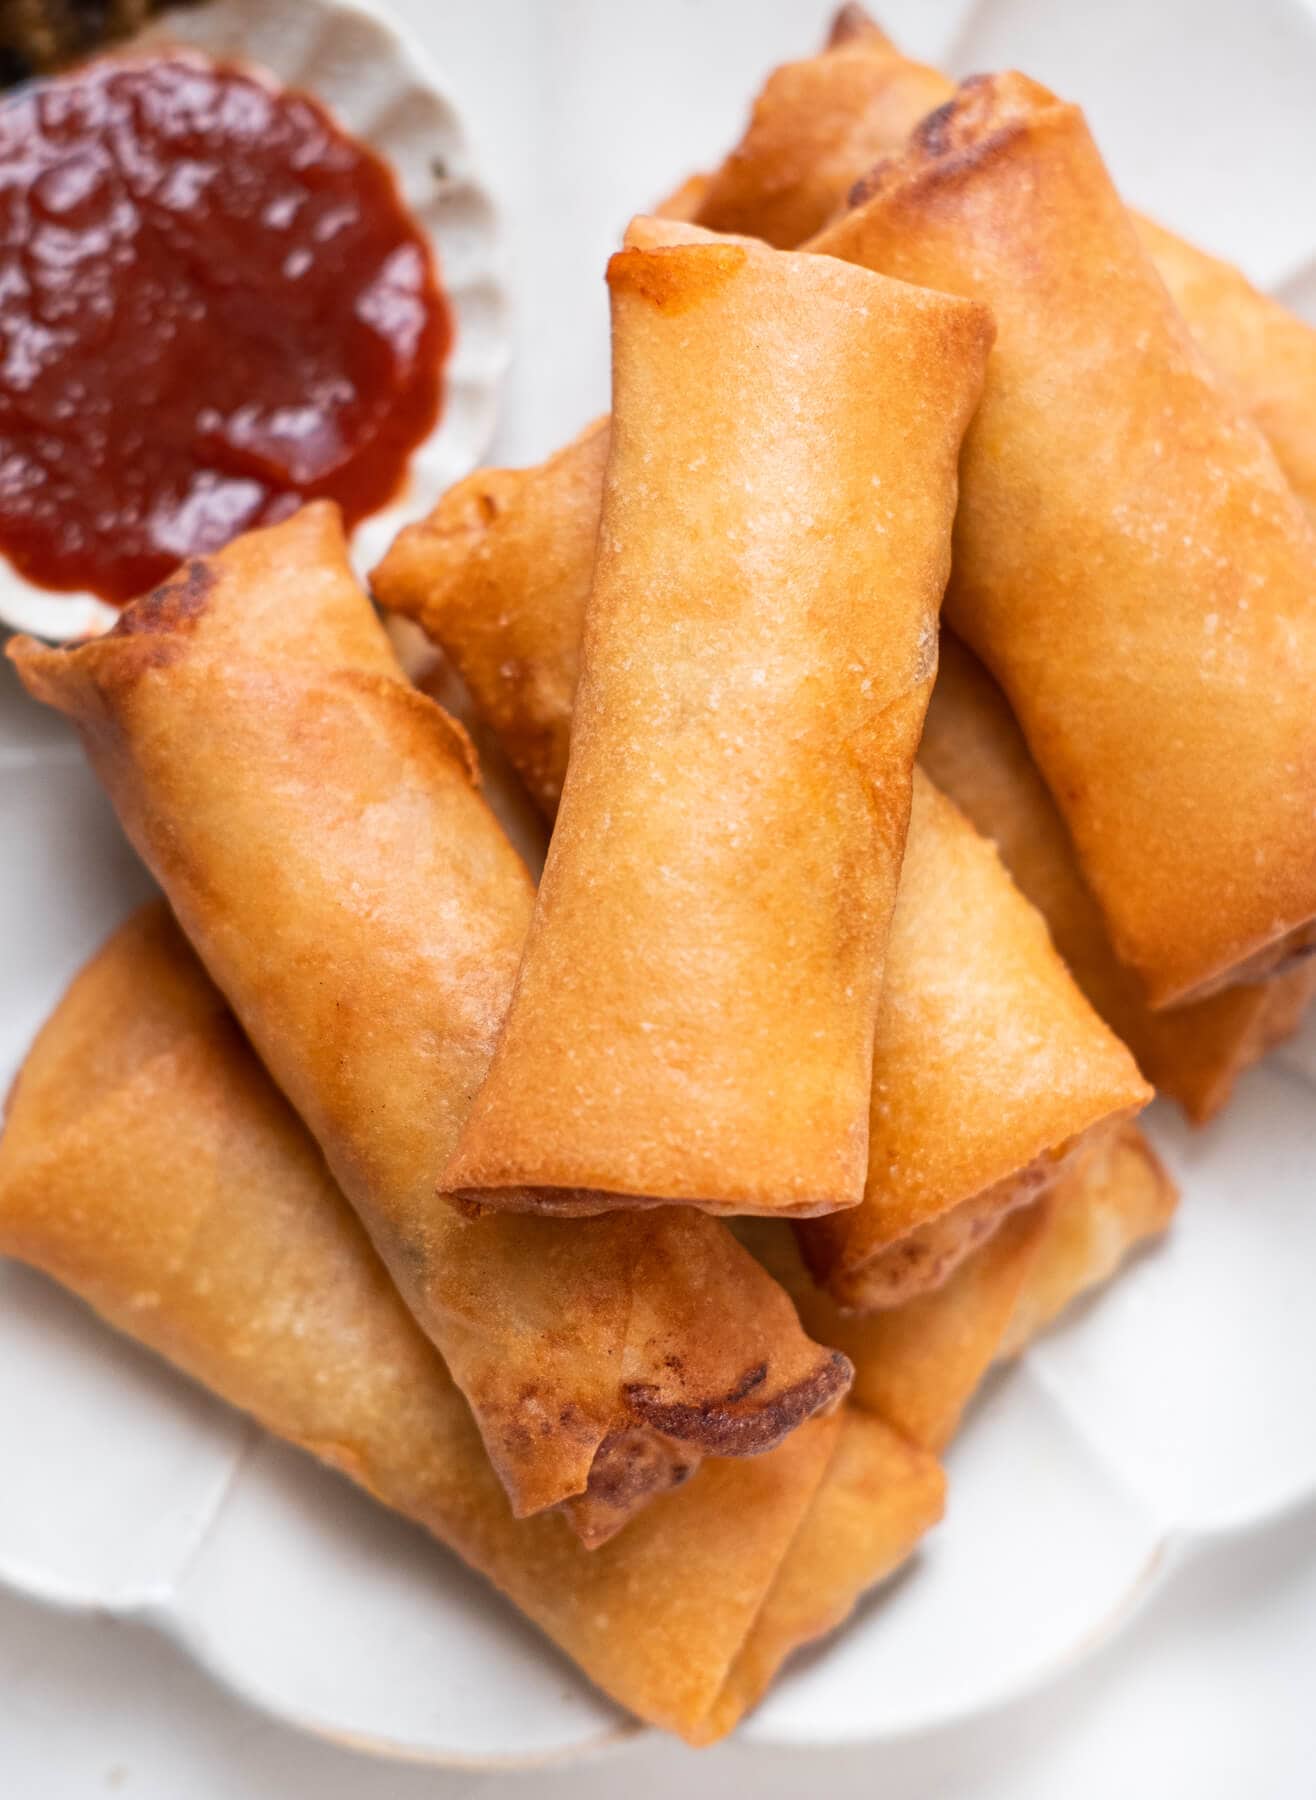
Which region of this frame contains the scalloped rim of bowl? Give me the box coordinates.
[0,0,509,642]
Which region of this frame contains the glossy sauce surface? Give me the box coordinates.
[0,52,448,602]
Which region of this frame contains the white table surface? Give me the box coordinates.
[5,0,1316,1792]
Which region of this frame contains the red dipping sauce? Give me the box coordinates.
[0,51,450,603]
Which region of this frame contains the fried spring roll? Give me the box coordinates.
[997,1121,1178,1358]
[670,7,1316,532]
[373,416,609,819]
[922,638,1316,1123]
[682,6,949,249]
[814,74,1316,1006]
[741,1206,1049,1453]
[374,425,1149,1310]
[8,507,851,1537]
[741,1120,1176,1452]
[1131,218,1316,521]
[804,774,1148,1311]
[0,906,943,1747]
[649,28,1316,1106]
[441,229,994,1218]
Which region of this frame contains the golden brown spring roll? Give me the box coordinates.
[741,1120,1176,1452]
[742,1205,1049,1453]
[997,1119,1179,1358]
[441,230,994,1219]
[803,773,1148,1311]
[815,74,1316,1006]
[375,426,1149,1310]
[654,27,1316,1102]
[373,416,609,819]
[671,8,1316,534]
[7,506,851,1538]
[683,6,950,248]
[1131,217,1316,521]
[922,638,1316,1123]
[0,905,943,1747]
[377,424,608,820]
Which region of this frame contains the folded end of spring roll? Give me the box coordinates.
[741,1119,1176,1455]
[827,1155,1056,1312]
[999,1120,1178,1357]
[798,772,1152,1312]
[839,69,1069,220]
[428,1189,858,1532]
[826,4,892,49]
[0,908,936,1743]
[535,1200,857,1545]
[676,6,952,248]
[921,635,1316,1124]
[371,418,611,821]
[743,1208,1046,1453]
[15,499,398,690]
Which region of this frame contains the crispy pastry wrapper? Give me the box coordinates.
[7,506,851,1537]
[644,21,1316,1109]
[677,7,950,248]
[376,402,1147,1310]
[997,1120,1178,1358]
[663,8,1316,521]
[440,226,994,1219]
[813,72,1316,1007]
[1131,217,1316,522]
[801,773,1149,1312]
[373,416,609,817]
[742,1120,1176,1452]
[375,421,608,820]
[0,906,942,1745]
[922,638,1316,1123]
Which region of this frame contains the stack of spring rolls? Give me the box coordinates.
[4,4,1316,1745]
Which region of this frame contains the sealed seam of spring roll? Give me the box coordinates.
[810,72,1316,1008]
[0,905,944,1747]
[374,420,1149,1313]
[669,6,1316,525]
[7,505,852,1540]
[921,638,1316,1125]
[441,226,995,1219]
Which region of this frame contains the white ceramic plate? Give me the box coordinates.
[0,0,508,641]
[2,0,1316,1770]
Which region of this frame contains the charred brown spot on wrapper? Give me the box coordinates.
[563,1427,701,1548]
[912,96,963,158]
[847,160,895,211]
[624,1349,852,1455]
[110,559,217,638]
[585,1427,698,1507]
[723,1360,769,1403]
